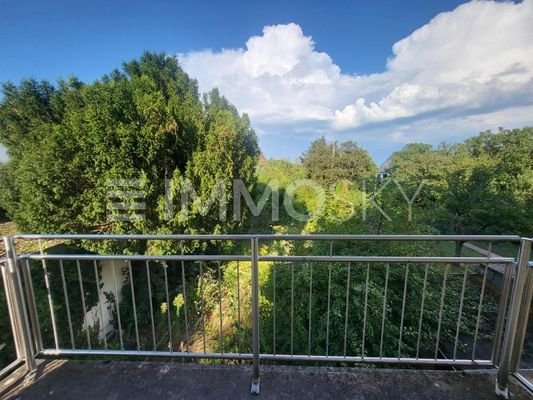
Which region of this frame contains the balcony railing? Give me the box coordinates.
[0,234,531,398]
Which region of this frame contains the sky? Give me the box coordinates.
[1,0,532,164]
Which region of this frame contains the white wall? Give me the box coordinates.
[84,260,125,340]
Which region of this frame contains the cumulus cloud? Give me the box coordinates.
[179,0,533,143]
[180,23,344,124]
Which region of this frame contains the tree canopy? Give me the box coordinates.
[0,52,259,240]
[301,137,376,186]
[385,128,533,239]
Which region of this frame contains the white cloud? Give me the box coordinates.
[179,1,533,145]
[333,84,447,129]
[180,23,343,124]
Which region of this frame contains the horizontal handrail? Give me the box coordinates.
[258,255,515,264]
[13,234,253,241]
[12,233,522,241]
[20,254,251,262]
[19,253,515,264]
[257,234,522,241]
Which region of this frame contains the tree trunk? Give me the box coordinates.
[454,240,464,257]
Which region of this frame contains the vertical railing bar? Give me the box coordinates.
[163,261,173,353]
[13,263,34,364]
[272,262,276,356]
[326,243,333,357]
[39,239,59,350]
[361,262,370,358]
[343,262,351,358]
[23,259,42,352]
[398,263,410,358]
[250,236,260,394]
[200,262,206,354]
[290,262,294,357]
[93,260,108,350]
[15,261,27,356]
[487,242,492,258]
[236,260,242,355]
[128,260,140,351]
[453,264,469,361]
[434,264,450,360]
[112,261,124,351]
[307,263,313,357]
[180,246,190,353]
[415,263,429,359]
[145,260,156,351]
[60,259,75,350]
[217,261,224,354]
[472,263,489,360]
[492,262,513,364]
[76,260,91,350]
[325,262,332,357]
[379,263,390,359]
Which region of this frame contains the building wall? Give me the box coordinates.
[84,260,126,340]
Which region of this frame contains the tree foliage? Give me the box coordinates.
[385,128,533,238]
[301,137,376,186]
[0,53,259,245]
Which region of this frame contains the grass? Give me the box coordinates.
[472,241,533,261]
[472,241,521,258]
[0,221,64,257]
[435,241,484,257]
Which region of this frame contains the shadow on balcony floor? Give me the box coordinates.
[1,360,531,400]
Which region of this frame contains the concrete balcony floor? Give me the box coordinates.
[1,360,531,400]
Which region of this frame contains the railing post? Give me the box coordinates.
[21,259,43,353]
[492,262,514,365]
[510,260,533,372]
[3,236,36,372]
[250,236,260,395]
[496,238,531,398]
[1,257,23,360]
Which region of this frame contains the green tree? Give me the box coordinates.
[0,53,259,353]
[0,53,259,249]
[386,128,533,253]
[461,127,533,237]
[301,137,376,186]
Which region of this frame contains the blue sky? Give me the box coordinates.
[1,0,532,164]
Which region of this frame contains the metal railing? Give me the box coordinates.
[0,237,36,379]
[513,263,533,393]
[0,234,531,398]
[496,239,533,397]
